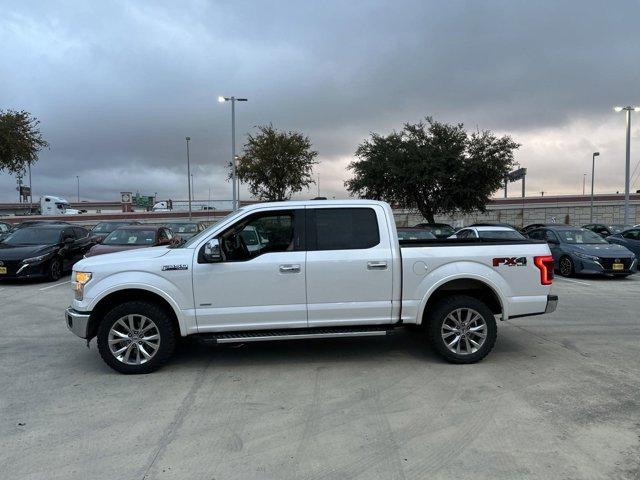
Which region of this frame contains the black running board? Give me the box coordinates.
[199,325,393,344]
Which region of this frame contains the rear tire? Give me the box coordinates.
[425,295,497,364]
[97,301,176,374]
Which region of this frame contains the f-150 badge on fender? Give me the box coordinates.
[493,257,527,267]
[162,264,189,271]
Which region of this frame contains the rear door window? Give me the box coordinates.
[308,208,380,250]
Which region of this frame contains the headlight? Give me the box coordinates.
[23,253,51,263]
[575,252,599,261]
[73,271,92,301]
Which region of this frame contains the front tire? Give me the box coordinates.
[558,256,574,277]
[425,295,497,364]
[97,301,176,374]
[47,257,62,281]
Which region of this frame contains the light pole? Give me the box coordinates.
[218,95,248,210]
[590,152,600,223]
[76,176,80,203]
[614,106,640,225]
[582,173,586,195]
[185,136,192,220]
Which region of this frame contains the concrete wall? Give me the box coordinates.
[393,202,640,228]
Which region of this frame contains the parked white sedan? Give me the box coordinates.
[450,225,525,240]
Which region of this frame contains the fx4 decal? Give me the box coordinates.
[493,257,527,267]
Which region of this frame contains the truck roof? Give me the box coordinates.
[239,199,390,212]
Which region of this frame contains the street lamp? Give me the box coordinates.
[590,152,600,223]
[218,95,248,210]
[614,106,640,225]
[76,176,80,203]
[185,137,192,220]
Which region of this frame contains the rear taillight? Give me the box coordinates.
[534,255,554,285]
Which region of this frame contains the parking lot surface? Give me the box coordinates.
[1,275,639,480]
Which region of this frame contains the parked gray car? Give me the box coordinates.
[606,227,640,260]
[527,226,637,277]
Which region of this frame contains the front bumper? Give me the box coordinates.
[65,307,91,338]
[545,294,558,313]
[574,256,637,276]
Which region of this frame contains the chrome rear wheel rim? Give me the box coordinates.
[108,314,160,365]
[441,308,487,355]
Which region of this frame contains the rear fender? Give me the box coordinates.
[414,262,510,324]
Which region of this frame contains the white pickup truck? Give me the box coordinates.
[65,200,557,374]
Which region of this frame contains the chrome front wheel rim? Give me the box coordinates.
[441,308,487,355]
[108,314,160,365]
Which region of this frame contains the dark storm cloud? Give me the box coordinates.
[1,0,639,201]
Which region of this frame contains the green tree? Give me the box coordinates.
[346,117,519,223]
[235,124,318,201]
[0,110,49,174]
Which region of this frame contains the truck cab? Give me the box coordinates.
[40,195,81,215]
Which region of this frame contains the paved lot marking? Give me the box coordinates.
[38,280,71,291]
[555,277,591,286]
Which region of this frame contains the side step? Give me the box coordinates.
[199,325,393,344]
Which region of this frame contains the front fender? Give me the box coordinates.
[411,261,510,324]
[75,271,193,336]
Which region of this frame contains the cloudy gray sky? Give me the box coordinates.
[1,0,639,203]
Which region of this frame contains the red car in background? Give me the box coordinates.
[85,225,179,257]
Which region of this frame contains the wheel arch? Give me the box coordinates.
[417,277,505,325]
[87,288,184,341]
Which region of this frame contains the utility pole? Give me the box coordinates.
[218,96,248,210]
[590,152,600,223]
[582,174,586,195]
[76,176,80,202]
[614,106,639,225]
[186,137,192,220]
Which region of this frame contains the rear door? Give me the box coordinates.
[305,205,394,327]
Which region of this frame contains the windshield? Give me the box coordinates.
[478,230,524,240]
[397,229,436,240]
[92,222,129,233]
[168,223,198,234]
[557,229,608,244]
[103,229,156,246]
[2,228,61,245]
[422,225,455,238]
[609,224,629,234]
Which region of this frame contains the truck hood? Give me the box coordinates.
[75,245,170,269]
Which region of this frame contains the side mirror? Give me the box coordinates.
[547,238,559,245]
[203,238,222,263]
[64,237,74,245]
[158,237,171,245]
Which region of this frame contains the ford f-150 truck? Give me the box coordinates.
[65,200,557,374]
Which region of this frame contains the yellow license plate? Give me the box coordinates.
[0,267,6,274]
[613,263,624,270]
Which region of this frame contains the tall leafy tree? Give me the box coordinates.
[346,117,519,222]
[235,124,318,201]
[0,110,49,174]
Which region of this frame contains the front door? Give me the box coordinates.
[305,206,394,327]
[192,209,307,332]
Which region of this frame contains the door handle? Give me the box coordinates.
[279,264,301,273]
[367,261,388,270]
